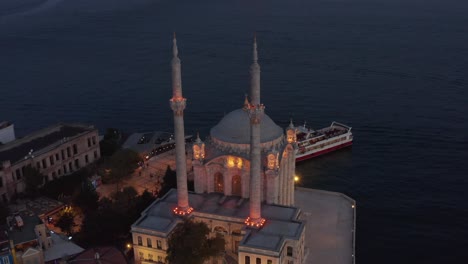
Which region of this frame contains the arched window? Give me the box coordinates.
[256,257,261,264]
[232,175,241,196]
[214,172,224,193]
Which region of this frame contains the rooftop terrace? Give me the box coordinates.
[132,189,304,252]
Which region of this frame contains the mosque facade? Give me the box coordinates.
[131,36,306,264]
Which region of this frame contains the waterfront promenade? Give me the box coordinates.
[295,187,356,264]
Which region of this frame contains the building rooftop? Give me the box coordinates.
[0,121,12,130]
[132,189,304,253]
[7,213,41,245]
[0,123,95,165]
[8,197,63,217]
[70,246,128,264]
[210,108,284,145]
[44,233,84,262]
[133,188,356,263]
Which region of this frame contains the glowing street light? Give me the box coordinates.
[294,175,300,183]
[126,243,132,249]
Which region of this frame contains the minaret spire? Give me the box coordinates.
[250,34,261,106]
[172,33,183,99]
[170,34,193,216]
[245,36,266,228]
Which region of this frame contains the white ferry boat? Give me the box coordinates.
[295,121,353,162]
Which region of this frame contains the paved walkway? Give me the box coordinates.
[96,150,192,198]
[295,187,356,264]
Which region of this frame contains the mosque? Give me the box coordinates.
[131,36,355,264]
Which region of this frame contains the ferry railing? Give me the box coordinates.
[331,121,352,131]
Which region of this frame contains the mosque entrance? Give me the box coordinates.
[214,172,224,193]
[232,175,241,196]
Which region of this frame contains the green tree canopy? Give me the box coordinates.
[23,165,45,196]
[56,211,75,235]
[72,179,99,213]
[99,128,121,156]
[166,219,225,264]
[103,149,140,182]
[77,190,155,247]
[158,165,177,198]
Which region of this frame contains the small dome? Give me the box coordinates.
[210,108,284,145]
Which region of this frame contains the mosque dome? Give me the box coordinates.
[210,108,284,147]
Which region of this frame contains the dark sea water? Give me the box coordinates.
[1,0,468,263]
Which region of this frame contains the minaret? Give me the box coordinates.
[245,36,266,228]
[170,34,193,216]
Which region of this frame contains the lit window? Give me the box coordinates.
[148,254,153,261]
[138,252,143,259]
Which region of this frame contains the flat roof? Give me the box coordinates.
[132,189,304,252]
[8,213,41,245]
[0,123,94,165]
[295,187,356,264]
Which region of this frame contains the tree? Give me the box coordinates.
[166,219,225,264]
[23,165,45,197]
[73,179,99,213]
[112,186,138,213]
[158,165,177,198]
[56,211,75,235]
[101,149,141,192]
[76,190,155,247]
[99,128,121,156]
